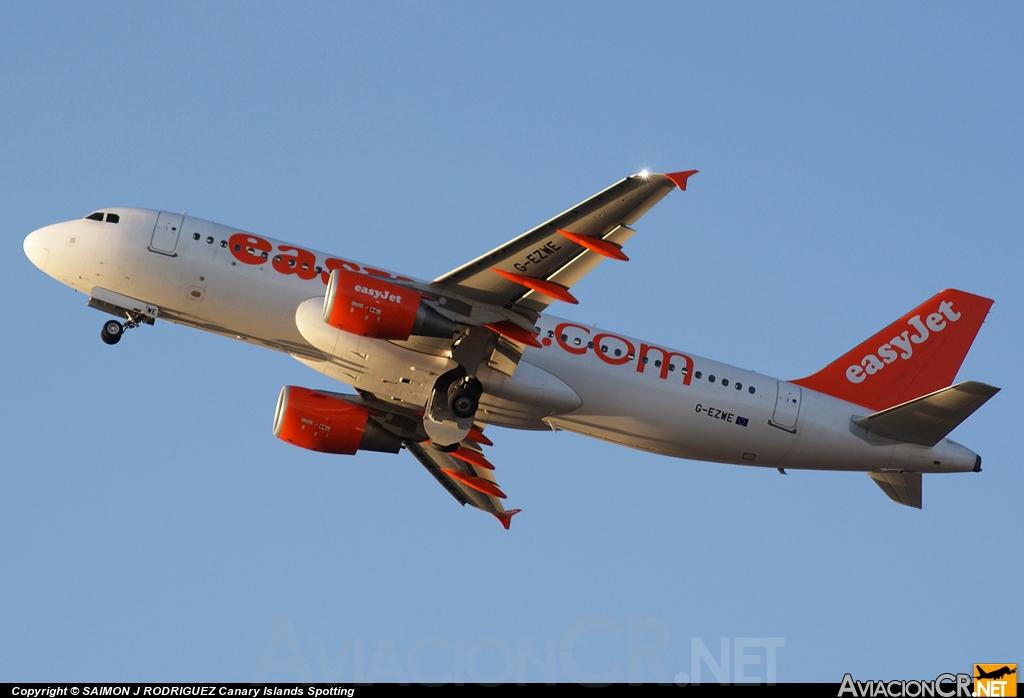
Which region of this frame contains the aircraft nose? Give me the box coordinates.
[23,226,52,271]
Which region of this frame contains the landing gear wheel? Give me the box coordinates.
[101,319,123,345]
[447,376,483,420]
[450,392,478,419]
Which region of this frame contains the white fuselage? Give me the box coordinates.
[23,208,980,475]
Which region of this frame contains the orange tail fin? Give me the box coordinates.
[792,289,993,411]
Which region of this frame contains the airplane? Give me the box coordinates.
[975,666,1016,681]
[22,170,1000,528]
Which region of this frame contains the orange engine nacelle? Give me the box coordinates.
[272,386,403,455]
[323,269,456,340]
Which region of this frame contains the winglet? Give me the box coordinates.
[494,508,522,530]
[664,170,698,191]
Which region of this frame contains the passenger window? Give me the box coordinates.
[547,330,554,338]
[587,341,594,349]
[614,348,621,357]
[261,251,268,259]
[220,240,227,248]
[315,266,322,274]
[748,386,756,394]
[601,345,608,353]
[86,212,104,221]
[735,383,742,390]
[695,371,702,379]
[234,243,242,251]
[193,233,201,240]
[722,379,729,387]
[105,213,119,223]
[573,337,581,345]
[641,356,648,364]
[654,360,661,367]
[288,259,296,267]
[206,236,214,244]
[301,261,309,270]
[708,375,716,383]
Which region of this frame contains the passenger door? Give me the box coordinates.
[149,212,183,256]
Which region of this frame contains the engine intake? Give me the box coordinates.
[323,269,457,340]
[272,386,403,455]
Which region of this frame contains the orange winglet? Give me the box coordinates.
[664,170,698,191]
[467,425,493,447]
[490,268,579,305]
[556,230,628,261]
[493,508,522,530]
[441,468,507,499]
[486,320,543,348]
[451,447,495,470]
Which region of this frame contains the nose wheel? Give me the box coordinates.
[99,310,149,346]
[100,320,123,345]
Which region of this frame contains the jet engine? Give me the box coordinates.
[272,386,403,455]
[323,269,457,340]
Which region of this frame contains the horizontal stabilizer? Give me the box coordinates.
[869,472,922,509]
[852,381,999,447]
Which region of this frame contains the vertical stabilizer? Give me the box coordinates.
[793,289,993,411]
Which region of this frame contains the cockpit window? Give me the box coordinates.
[106,213,119,223]
[85,212,104,221]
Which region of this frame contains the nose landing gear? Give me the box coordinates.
[99,310,151,346]
[100,320,123,345]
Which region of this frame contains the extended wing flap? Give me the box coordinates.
[852,381,1000,447]
[868,472,923,509]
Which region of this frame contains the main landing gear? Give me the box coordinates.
[99,310,149,345]
[448,373,483,420]
[422,328,492,448]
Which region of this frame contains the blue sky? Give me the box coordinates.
[2,1,1021,683]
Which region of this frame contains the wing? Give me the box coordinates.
[349,390,520,528]
[407,438,520,529]
[431,170,697,316]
